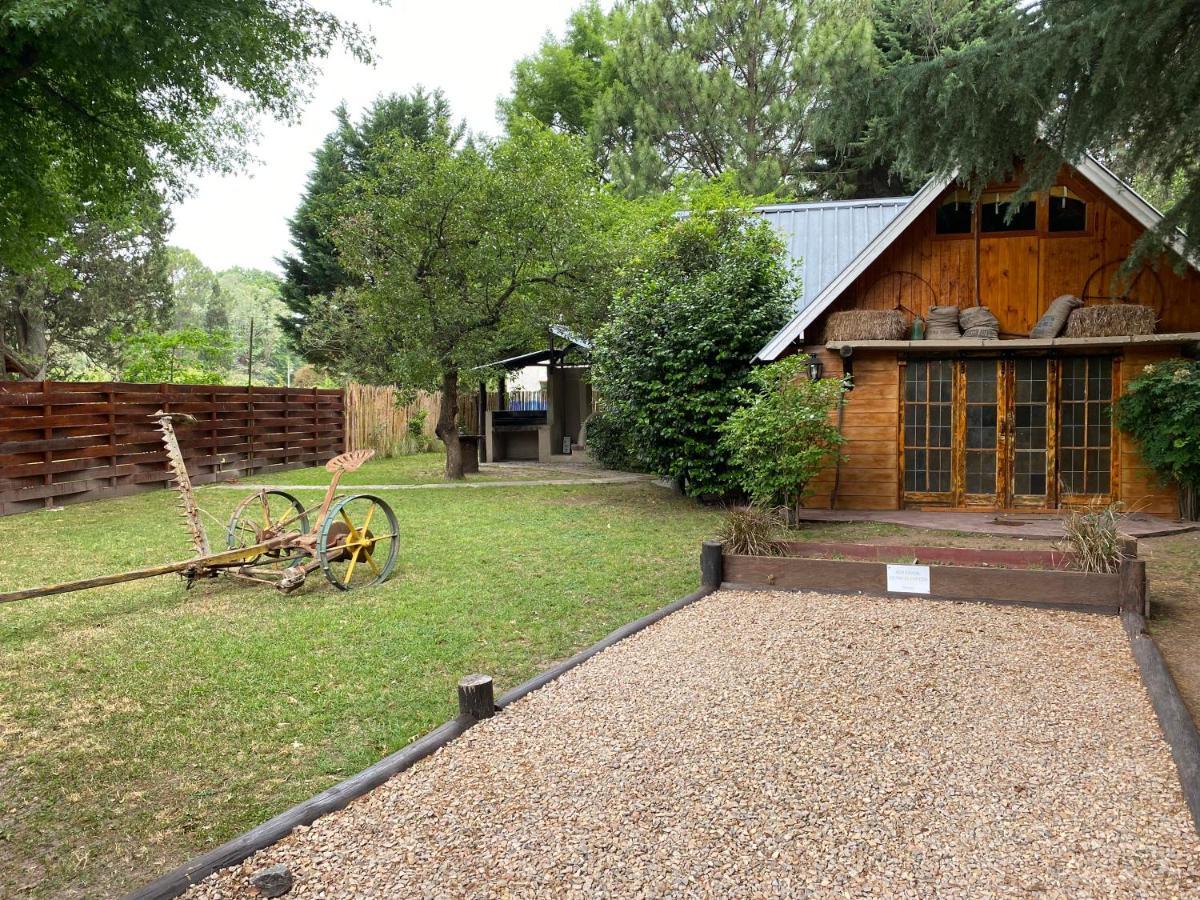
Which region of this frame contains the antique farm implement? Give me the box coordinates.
[0,412,399,604]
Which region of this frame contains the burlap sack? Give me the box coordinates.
[1030,294,1083,338]
[925,304,961,339]
[959,305,1000,340]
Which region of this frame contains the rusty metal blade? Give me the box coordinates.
[155,411,210,557]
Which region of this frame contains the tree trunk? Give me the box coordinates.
[436,369,464,480]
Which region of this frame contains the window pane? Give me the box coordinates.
[1048,193,1087,233]
[936,200,973,234]
[981,198,1036,232]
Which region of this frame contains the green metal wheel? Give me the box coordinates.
[317,493,399,591]
[225,489,310,566]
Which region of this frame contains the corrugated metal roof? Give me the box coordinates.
[755,196,912,316]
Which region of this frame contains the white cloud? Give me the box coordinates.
[169,0,585,273]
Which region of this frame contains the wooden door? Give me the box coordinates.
[1057,356,1114,505]
[902,359,955,505]
[1006,358,1054,508]
[902,356,1114,509]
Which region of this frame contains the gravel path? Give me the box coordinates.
[187,592,1200,898]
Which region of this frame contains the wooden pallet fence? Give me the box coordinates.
[344,383,482,456]
[0,381,344,516]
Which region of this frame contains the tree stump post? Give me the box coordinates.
[701,540,724,589]
[1119,558,1148,617]
[458,674,495,720]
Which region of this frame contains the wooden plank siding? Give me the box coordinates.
[823,171,1200,337]
[802,350,901,510]
[792,165,1200,514]
[0,382,344,516]
[1117,346,1181,516]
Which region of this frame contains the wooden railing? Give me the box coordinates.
[0,381,344,516]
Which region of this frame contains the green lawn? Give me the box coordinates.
[249,451,597,486]
[0,465,719,897]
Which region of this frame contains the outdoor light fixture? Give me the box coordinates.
[807,358,824,381]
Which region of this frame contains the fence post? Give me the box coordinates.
[1119,557,1149,617]
[701,540,724,589]
[457,674,495,720]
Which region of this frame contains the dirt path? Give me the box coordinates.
[188,591,1200,898]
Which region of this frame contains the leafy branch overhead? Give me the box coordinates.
[0,0,370,272]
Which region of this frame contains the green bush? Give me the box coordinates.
[584,409,641,471]
[1115,358,1200,520]
[719,355,845,517]
[590,195,794,497]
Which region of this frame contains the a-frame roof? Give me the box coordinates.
[755,154,1197,361]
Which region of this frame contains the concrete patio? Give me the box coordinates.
[795,508,1197,539]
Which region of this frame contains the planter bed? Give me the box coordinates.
[719,540,1146,615]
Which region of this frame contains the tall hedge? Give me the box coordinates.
[590,202,794,496]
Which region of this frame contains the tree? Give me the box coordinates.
[720,355,845,517]
[822,0,1200,258]
[314,125,610,479]
[0,205,173,378]
[593,0,844,197]
[590,190,794,496]
[220,267,300,386]
[0,0,368,274]
[278,90,465,359]
[117,327,234,385]
[167,248,229,332]
[499,2,626,170]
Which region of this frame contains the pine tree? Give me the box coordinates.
[826,0,1200,257]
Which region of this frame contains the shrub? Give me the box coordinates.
[1115,358,1200,520]
[584,408,640,471]
[590,197,794,497]
[1059,502,1126,573]
[717,505,788,556]
[719,355,846,518]
[407,408,428,438]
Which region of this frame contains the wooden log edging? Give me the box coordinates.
[124,562,720,899]
[1122,611,1200,833]
[722,552,1128,614]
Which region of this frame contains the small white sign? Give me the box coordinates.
[886,564,931,595]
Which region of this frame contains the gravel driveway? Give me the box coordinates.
[187,591,1200,898]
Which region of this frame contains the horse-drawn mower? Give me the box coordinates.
[0,412,399,604]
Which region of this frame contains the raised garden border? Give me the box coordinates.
[716,539,1147,615]
[705,539,1199,832]
[124,561,723,900]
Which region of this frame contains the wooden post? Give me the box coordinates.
[457,674,495,720]
[1119,557,1148,617]
[701,540,724,589]
[1118,535,1139,560]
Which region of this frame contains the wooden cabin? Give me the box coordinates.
[755,156,1200,516]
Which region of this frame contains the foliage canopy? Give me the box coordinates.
[278,89,465,360]
[0,0,367,272]
[590,193,794,496]
[720,355,845,515]
[312,125,612,477]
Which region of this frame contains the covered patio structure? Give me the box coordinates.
[475,329,592,464]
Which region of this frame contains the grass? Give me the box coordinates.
[2,463,1196,897]
[0,462,718,897]
[248,451,598,486]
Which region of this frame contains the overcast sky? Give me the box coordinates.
[169,0,587,274]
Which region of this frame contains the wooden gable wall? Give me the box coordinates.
[814,169,1200,338]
